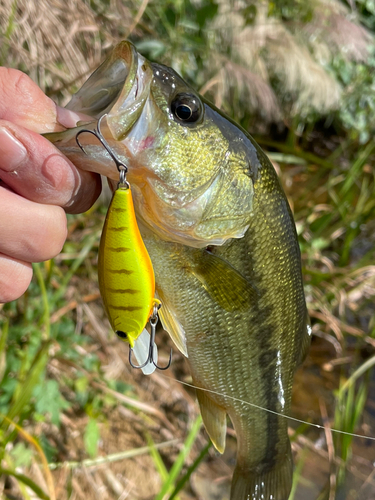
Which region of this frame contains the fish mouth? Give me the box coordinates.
[65,41,153,141]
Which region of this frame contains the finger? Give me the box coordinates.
[0,121,101,213]
[0,187,67,263]
[0,254,32,304]
[0,67,90,133]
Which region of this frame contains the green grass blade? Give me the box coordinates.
[4,0,18,38]
[34,262,51,340]
[0,317,9,383]
[266,152,307,165]
[339,354,375,394]
[168,440,212,500]
[54,231,99,302]
[256,138,335,170]
[48,439,180,470]
[339,141,375,197]
[3,342,50,428]
[352,382,367,426]
[289,447,308,500]
[0,466,50,500]
[155,414,202,500]
[288,448,308,500]
[146,432,170,482]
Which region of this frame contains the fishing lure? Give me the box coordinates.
[76,116,171,373]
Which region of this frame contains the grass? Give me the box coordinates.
[0,0,375,499]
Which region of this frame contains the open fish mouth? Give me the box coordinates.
[49,41,256,248]
[65,41,153,141]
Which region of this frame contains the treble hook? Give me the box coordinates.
[75,114,129,186]
[129,307,172,371]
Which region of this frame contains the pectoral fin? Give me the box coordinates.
[196,385,227,453]
[157,292,188,357]
[190,250,258,313]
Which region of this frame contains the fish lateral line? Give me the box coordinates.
[160,375,375,442]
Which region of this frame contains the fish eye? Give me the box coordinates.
[171,93,202,124]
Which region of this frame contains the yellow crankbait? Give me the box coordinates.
[76,116,171,372]
[98,183,156,346]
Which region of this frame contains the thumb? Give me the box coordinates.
[0,67,89,133]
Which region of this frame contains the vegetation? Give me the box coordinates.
[0,0,374,498]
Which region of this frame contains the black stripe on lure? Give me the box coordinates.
[76,115,172,375]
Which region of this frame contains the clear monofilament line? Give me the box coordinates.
[159,375,375,442]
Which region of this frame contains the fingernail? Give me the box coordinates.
[56,106,93,128]
[0,127,28,171]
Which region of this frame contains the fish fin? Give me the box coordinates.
[297,311,312,366]
[196,386,227,453]
[132,328,157,376]
[231,448,293,500]
[190,250,258,313]
[157,293,188,358]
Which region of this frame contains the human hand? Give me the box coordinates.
[0,68,101,304]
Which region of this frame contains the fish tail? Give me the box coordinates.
[230,451,293,500]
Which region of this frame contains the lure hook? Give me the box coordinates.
[75,114,129,187]
[129,306,172,371]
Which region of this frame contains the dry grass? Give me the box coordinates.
[0,0,136,102]
[204,0,373,124]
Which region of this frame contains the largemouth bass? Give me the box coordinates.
[48,41,310,500]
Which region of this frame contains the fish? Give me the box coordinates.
[47,40,311,500]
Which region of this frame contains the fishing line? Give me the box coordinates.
[159,374,375,442]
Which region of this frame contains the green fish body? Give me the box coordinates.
[48,41,310,500]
